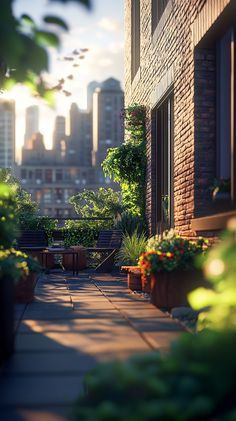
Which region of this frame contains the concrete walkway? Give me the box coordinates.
[0,271,185,421]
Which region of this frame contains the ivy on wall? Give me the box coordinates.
[102,104,147,218]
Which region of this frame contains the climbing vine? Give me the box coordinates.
[102,104,146,218]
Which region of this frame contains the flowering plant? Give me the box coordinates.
[121,104,146,130]
[139,235,208,276]
[0,248,41,282]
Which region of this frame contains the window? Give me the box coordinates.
[152,92,174,231]
[45,169,52,183]
[152,0,169,33]
[216,28,234,194]
[131,0,140,81]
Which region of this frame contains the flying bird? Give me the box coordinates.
[80,48,89,52]
[72,49,80,55]
[67,74,74,80]
[73,64,80,67]
[63,90,72,96]
[63,57,74,61]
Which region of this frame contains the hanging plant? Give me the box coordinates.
[102,104,146,218]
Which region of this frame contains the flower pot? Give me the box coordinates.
[150,268,205,310]
[0,277,15,363]
[15,272,37,304]
[122,266,142,291]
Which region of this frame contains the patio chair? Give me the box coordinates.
[17,230,49,265]
[86,230,123,272]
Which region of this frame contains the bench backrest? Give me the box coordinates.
[96,230,122,249]
[18,230,48,248]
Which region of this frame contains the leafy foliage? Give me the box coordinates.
[0,0,90,99]
[0,183,19,248]
[102,104,146,218]
[116,230,147,266]
[64,219,114,248]
[0,168,38,229]
[69,188,125,219]
[75,330,236,421]
[115,211,147,236]
[189,218,236,331]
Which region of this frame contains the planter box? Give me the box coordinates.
[150,268,206,310]
[141,274,151,294]
[122,266,142,291]
[0,277,15,363]
[15,272,37,304]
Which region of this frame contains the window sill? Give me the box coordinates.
[192,210,236,232]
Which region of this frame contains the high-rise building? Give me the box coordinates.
[92,78,124,181]
[87,81,101,111]
[24,105,39,148]
[68,104,92,166]
[53,115,66,160]
[0,99,15,169]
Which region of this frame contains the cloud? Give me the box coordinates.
[97,17,121,32]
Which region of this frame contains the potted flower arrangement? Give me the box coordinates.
[139,234,208,309]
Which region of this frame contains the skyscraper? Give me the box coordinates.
[87,81,101,111]
[68,103,92,166]
[0,99,15,169]
[24,105,39,148]
[92,78,124,181]
[53,115,66,160]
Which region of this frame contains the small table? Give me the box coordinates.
[41,248,79,275]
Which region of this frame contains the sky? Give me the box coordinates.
[4,0,124,161]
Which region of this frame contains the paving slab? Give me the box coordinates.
[0,375,84,407]
[2,352,97,375]
[0,271,186,420]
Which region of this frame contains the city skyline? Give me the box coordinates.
[2,0,124,161]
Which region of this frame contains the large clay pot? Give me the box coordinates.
[150,268,205,310]
[15,272,37,304]
[122,266,142,291]
[0,277,15,363]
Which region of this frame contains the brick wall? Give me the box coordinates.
[125,0,232,237]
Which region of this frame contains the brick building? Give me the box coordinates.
[125,0,236,238]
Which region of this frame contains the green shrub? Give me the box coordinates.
[115,211,147,236]
[75,330,236,421]
[64,219,114,248]
[116,230,147,266]
[189,218,236,331]
[0,183,19,248]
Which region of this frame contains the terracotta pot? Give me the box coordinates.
[15,272,37,304]
[0,277,15,362]
[150,268,205,310]
[62,246,87,270]
[141,274,151,294]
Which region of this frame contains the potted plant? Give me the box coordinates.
[116,230,147,291]
[211,178,231,212]
[14,251,41,303]
[139,234,208,309]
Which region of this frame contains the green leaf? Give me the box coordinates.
[20,14,35,27]
[43,15,69,31]
[34,30,60,48]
